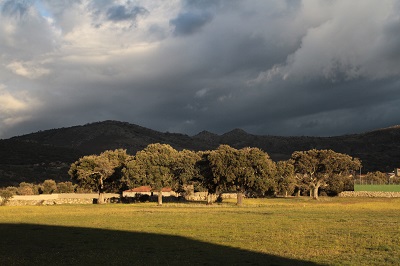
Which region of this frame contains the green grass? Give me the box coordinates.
[1,198,399,265]
[354,184,400,192]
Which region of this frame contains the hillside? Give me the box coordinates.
[1,120,399,186]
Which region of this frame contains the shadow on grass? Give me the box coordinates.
[0,223,323,265]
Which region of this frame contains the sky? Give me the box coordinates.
[1,0,400,139]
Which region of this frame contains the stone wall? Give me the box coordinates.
[339,191,400,198]
[3,193,120,206]
[2,192,241,205]
[185,192,238,201]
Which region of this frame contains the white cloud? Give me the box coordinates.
[6,60,50,79]
[195,88,209,98]
[0,84,41,136]
[0,85,28,112]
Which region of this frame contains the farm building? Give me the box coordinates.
[122,186,178,197]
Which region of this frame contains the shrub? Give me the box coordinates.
[139,194,150,202]
[41,179,57,194]
[17,182,36,195]
[57,181,76,193]
[0,189,14,205]
[6,186,18,195]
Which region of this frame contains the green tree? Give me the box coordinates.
[195,150,221,204]
[324,174,354,196]
[173,149,201,198]
[291,149,361,199]
[69,149,130,204]
[276,160,297,197]
[208,145,276,205]
[364,171,388,184]
[124,143,179,205]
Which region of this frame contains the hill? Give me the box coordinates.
[1,120,399,186]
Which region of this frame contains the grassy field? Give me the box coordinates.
[0,198,399,265]
[354,184,400,192]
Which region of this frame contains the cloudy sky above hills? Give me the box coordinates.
[1,0,400,138]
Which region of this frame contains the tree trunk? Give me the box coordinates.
[285,190,288,198]
[237,191,243,206]
[98,192,105,204]
[296,189,300,197]
[157,190,163,206]
[313,185,319,200]
[206,193,213,205]
[97,177,105,204]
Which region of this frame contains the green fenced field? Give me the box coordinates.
[0,197,399,265]
[354,184,400,192]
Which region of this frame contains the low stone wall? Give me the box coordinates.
[4,193,120,206]
[185,192,238,201]
[339,191,400,198]
[6,198,94,206]
[186,192,208,201]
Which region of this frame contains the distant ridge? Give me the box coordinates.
[1,120,400,186]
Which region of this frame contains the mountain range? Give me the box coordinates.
[1,120,399,187]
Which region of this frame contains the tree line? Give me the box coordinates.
[66,143,361,205]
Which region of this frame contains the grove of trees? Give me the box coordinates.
[65,144,363,205]
[291,149,361,199]
[6,143,388,205]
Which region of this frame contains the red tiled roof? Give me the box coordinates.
[124,186,172,192]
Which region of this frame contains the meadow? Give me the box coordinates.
[0,197,399,265]
[354,184,400,192]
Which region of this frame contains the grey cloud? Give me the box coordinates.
[0,1,58,59]
[183,0,221,9]
[170,11,213,36]
[169,0,238,37]
[106,5,148,22]
[1,0,30,18]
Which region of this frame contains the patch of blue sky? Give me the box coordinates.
[34,0,52,19]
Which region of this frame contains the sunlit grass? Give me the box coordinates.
[354,184,400,192]
[1,197,399,265]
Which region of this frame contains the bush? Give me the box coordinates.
[17,182,36,195]
[57,181,76,193]
[0,189,14,205]
[41,179,57,194]
[138,194,150,202]
[6,186,18,195]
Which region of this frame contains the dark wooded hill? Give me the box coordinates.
[1,120,399,186]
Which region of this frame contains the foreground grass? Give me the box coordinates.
[0,197,399,265]
[354,184,400,192]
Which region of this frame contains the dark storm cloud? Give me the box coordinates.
[1,0,400,139]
